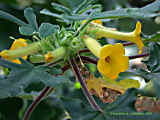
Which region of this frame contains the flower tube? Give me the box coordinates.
[88,21,144,54]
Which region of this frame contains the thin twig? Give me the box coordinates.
[129,53,150,59]
[74,19,92,37]
[80,56,97,64]
[123,42,134,46]
[46,59,62,67]
[79,49,90,54]
[23,86,51,120]
[70,58,103,113]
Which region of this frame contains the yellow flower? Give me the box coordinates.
[97,43,129,79]
[83,36,129,79]
[44,47,66,63]
[86,74,140,98]
[0,38,28,64]
[88,21,144,54]
[45,52,54,63]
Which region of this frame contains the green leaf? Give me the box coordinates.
[0,10,27,26]
[63,0,160,21]
[144,33,160,42]
[144,43,160,72]
[143,43,160,98]
[39,23,59,38]
[61,87,160,120]
[153,75,160,98]
[24,8,38,32]
[141,0,160,12]
[64,7,159,21]
[0,58,68,99]
[58,0,84,10]
[19,25,35,36]
[19,8,39,35]
[135,69,152,82]
[73,0,98,14]
[29,96,65,120]
[60,89,102,120]
[51,3,71,15]
[40,9,70,23]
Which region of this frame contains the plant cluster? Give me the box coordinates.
[0,0,160,120]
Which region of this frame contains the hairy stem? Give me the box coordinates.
[74,19,92,37]
[70,58,103,113]
[80,56,97,64]
[23,86,51,120]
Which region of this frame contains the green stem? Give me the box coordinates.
[74,19,92,37]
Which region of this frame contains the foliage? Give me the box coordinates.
[0,0,160,120]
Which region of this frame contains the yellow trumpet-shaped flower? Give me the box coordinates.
[83,36,129,79]
[86,74,140,98]
[97,43,129,79]
[88,21,144,54]
[0,38,28,64]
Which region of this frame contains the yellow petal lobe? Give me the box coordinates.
[97,43,129,79]
[0,38,28,64]
[45,52,54,63]
[133,21,144,54]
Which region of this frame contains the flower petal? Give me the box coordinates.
[0,38,28,64]
[97,58,111,75]
[111,43,125,55]
[45,52,54,63]
[97,43,129,79]
[10,38,27,50]
[99,44,113,59]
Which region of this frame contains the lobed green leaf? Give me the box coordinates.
[24,8,38,32]
[39,23,59,38]
[0,58,68,99]
[0,10,27,26]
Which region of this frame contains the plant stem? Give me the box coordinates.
[79,49,90,54]
[23,86,51,120]
[74,19,92,37]
[123,42,134,46]
[46,59,62,67]
[129,53,149,59]
[80,56,97,64]
[70,58,103,113]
